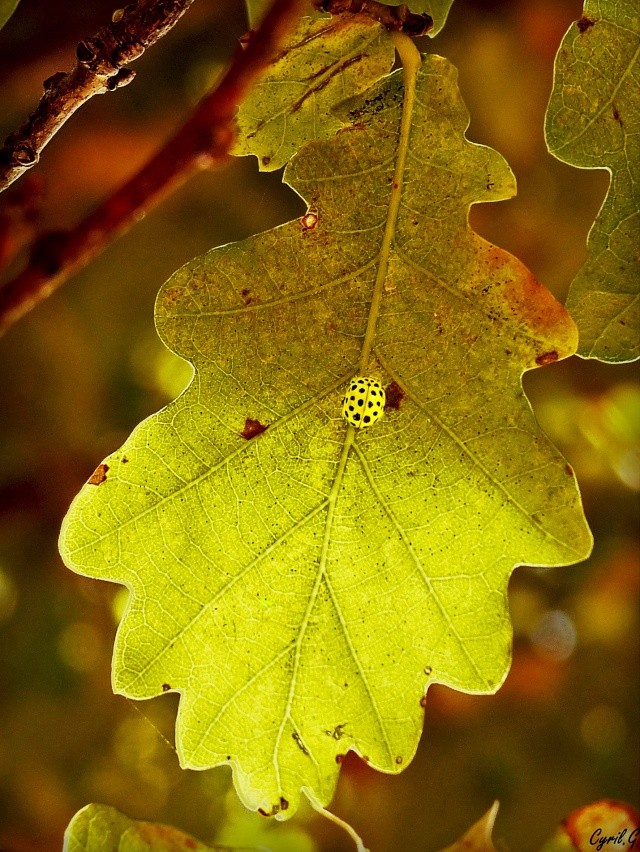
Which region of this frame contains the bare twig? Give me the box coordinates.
[313,0,433,35]
[0,0,308,336]
[0,0,197,193]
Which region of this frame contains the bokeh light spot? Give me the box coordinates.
[581,705,626,753]
[530,609,577,661]
[57,621,101,671]
[0,566,18,622]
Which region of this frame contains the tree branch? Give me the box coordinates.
[313,0,432,35]
[0,0,308,336]
[0,0,198,193]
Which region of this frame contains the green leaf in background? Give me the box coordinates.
[63,803,259,852]
[245,1,454,36]
[0,0,20,31]
[545,0,640,362]
[379,0,454,36]
[233,16,395,171]
[215,787,316,851]
[60,43,592,819]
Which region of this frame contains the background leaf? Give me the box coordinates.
[438,801,499,852]
[245,1,454,36]
[0,0,19,32]
[545,0,640,362]
[382,0,454,36]
[64,803,258,851]
[233,16,395,171]
[60,47,592,820]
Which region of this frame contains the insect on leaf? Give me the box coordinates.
[545,0,640,362]
[60,40,592,819]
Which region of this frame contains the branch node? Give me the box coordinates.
[76,39,99,66]
[107,68,136,90]
[2,144,39,169]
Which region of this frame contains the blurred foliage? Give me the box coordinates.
[0,0,20,33]
[0,1,638,851]
[546,1,640,363]
[64,802,266,852]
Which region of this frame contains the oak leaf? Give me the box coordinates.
[60,46,592,818]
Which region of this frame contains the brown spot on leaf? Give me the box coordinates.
[612,105,623,126]
[261,156,271,167]
[491,252,575,358]
[424,665,433,676]
[327,723,346,740]
[292,731,310,756]
[577,16,595,32]
[395,755,403,765]
[121,456,129,464]
[240,287,252,304]
[385,381,404,410]
[241,418,269,439]
[136,823,198,847]
[565,464,574,476]
[258,803,280,817]
[162,683,171,692]
[280,796,289,811]
[335,754,345,764]
[301,211,318,231]
[87,463,109,485]
[535,350,559,366]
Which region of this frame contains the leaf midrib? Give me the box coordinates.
[271,36,423,784]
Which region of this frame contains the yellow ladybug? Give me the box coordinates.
[342,377,385,429]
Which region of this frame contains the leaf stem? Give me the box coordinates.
[0,0,308,337]
[305,789,370,852]
[357,32,421,375]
